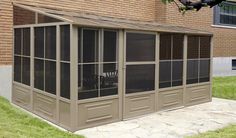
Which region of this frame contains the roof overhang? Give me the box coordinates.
[13,3,213,36]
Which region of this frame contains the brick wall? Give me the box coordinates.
[0,0,158,65]
[0,0,235,65]
[160,2,236,57]
[0,0,13,65]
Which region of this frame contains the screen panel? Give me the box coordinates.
[126,33,155,62]
[126,65,155,94]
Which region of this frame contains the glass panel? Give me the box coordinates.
[200,37,211,58]
[82,29,98,63]
[23,28,30,56]
[199,59,210,82]
[13,6,35,25]
[14,28,22,55]
[78,64,99,99]
[159,61,171,88]
[160,34,171,60]
[232,59,236,70]
[172,61,183,86]
[126,33,155,61]
[60,63,70,99]
[103,31,117,62]
[188,36,199,59]
[187,60,199,84]
[14,56,21,82]
[45,26,56,59]
[38,13,62,24]
[219,2,236,25]
[34,27,44,58]
[100,63,118,96]
[173,34,184,60]
[22,57,30,85]
[126,65,155,94]
[45,61,56,95]
[34,59,44,91]
[60,25,70,61]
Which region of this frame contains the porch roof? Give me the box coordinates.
[13,3,213,36]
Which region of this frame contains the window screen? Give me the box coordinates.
[14,28,31,86]
[34,26,56,95]
[126,33,155,61]
[60,25,70,61]
[60,25,71,99]
[126,65,155,94]
[159,34,184,88]
[78,29,118,100]
[60,63,70,99]
[187,36,211,84]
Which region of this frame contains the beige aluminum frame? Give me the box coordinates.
[12,11,213,131]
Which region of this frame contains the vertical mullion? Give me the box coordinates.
[210,36,213,100]
[198,37,201,83]
[98,29,103,97]
[118,30,124,120]
[100,30,104,76]
[122,31,127,117]
[30,27,34,110]
[70,24,78,131]
[155,33,160,111]
[21,29,23,83]
[44,27,46,91]
[183,35,188,105]
[171,35,173,87]
[80,29,83,89]
[56,25,60,122]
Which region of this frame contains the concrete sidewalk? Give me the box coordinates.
[76,98,236,138]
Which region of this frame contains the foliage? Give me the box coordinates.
[161,0,226,12]
[0,97,84,138]
[162,0,174,4]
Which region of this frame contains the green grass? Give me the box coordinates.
[187,125,236,138]
[0,97,84,138]
[213,76,236,100]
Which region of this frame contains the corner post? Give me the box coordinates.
[210,36,213,101]
[155,32,160,111]
[70,24,78,132]
[183,35,188,106]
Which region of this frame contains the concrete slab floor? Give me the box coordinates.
[75,98,236,138]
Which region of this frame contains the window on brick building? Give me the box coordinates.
[232,59,236,70]
[214,1,236,26]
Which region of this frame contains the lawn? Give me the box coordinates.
[213,76,236,100]
[0,97,84,138]
[187,125,236,138]
[188,76,236,138]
